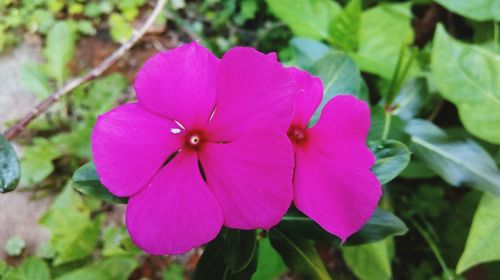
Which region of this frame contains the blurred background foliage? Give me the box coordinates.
[0,0,500,279]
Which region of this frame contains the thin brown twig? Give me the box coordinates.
[3,0,167,141]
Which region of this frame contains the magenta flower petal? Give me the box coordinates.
[134,42,219,128]
[199,130,294,230]
[207,47,296,141]
[126,152,223,255]
[288,67,322,128]
[91,103,183,197]
[293,95,381,241]
[293,146,381,241]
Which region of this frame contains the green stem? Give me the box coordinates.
[494,21,499,53]
[409,217,454,280]
[381,111,392,140]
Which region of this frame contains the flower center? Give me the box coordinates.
[287,126,307,145]
[184,131,205,150]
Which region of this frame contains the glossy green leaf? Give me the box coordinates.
[194,235,258,280]
[406,119,500,196]
[223,229,257,272]
[342,238,393,280]
[431,25,500,144]
[43,21,76,86]
[265,0,340,41]
[354,3,415,80]
[290,37,330,69]
[269,227,331,280]
[328,0,362,51]
[309,50,366,124]
[435,0,500,21]
[457,194,500,274]
[368,106,407,142]
[73,162,127,204]
[252,238,287,280]
[3,257,50,280]
[392,77,430,120]
[0,134,20,193]
[56,257,138,280]
[39,185,101,265]
[345,209,408,246]
[371,139,411,184]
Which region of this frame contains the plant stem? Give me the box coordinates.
[381,111,392,140]
[3,0,168,140]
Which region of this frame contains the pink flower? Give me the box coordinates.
[91,42,297,254]
[287,67,382,241]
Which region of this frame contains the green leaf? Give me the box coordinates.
[163,263,184,280]
[73,162,127,204]
[290,37,330,69]
[269,227,331,280]
[345,209,408,245]
[43,21,77,87]
[109,13,133,43]
[193,235,258,280]
[4,235,26,257]
[20,64,52,98]
[392,77,430,120]
[0,260,8,278]
[435,0,500,21]
[457,194,500,274]
[328,0,362,51]
[56,257,138,280]
[265,0,341,41]
[368,106,407,142]
[20,138,62,186]
[252,238,287,280]
[431,25,500,144]
[3,257,51,280]
[223,229,257,272]
[102,226,140,257]
[406,119,500,196]
[39,185,101,265]
[309,50,366,124]
[354,3,416,80]
[0,134,20,193]
[342,238,393,280]
[371,139,411,184]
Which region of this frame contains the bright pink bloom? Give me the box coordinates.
[91,42,296,255]
[287,67,381,242]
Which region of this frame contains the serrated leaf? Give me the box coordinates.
[265,0,341,41]
[3,257,50,280]
[342,238,393,280]
[431,25,500,144]
[0,134,20,193]
[406,119,500,196]
[269,226,330,280]
[457,194,500,274]
[223,229,257,272]
[73,162,127,204]
[371,139,411,184]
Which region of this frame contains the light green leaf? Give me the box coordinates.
[290,37,330,69]
[435,0,500,21]
[457,194,500,274]
[163,263,184,280]
[3,257,51,280]
[39,185,100,265]
[4,235,26,257]
[265,0,341,41]
[406,119,500,196]
[328,0,362,51]
[43,21,77,87]
[269,227,330,280]
[342,238,393,280]
[392,77,430,120]
[309,50,366,124]
[354,3,415,80]
[56,257,138,280]
[431,25,500,144]
[109,13,133,43]
[0,134,20,193]
[252,238,287,280]
[20,138,62,186]
[20,64,52,98]
[102,226,140,257]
